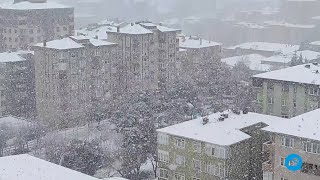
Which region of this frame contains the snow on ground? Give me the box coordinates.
[0,154,100,180]
[221,54,272,72]
[263,109,320,142]
[228,42,300,55]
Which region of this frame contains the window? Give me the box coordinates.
[193,159,201,172]
[158,133,169,145]
[206,144,226,158]
[303,142,320,154]
[174,173,185,180]
[268,97,274,104]
[263,172,273,180]
[280,157,285,166]
[293,101,297,108]
[280,178,288,180]
[175,155,185,166]
[207,163,224,177]
[281,137,294,147]
[309,88,318,95]
[281,99,286,107]
[175,138,185,148]
[63,26,68,31]
[158,150,169,163]
[159,168,169,180]
[281,114,289,119]
[282,84,289,92]
[193,141,201,153]
[294,85,297,93]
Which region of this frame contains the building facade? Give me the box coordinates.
[262,109,320,180]
[0,0,74,52]
[106,22,180,93]
[252,63,320,118]
[0,51,36,118]
[32,37,117,127]
[157,111,284,180]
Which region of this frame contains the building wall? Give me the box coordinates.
[265,134,320,180]
[0,8,74,52]
[107,32,159,94]
[0,56,36,118]
[157,132,254,180]
[253,78,319,118]
[33,44,116,127]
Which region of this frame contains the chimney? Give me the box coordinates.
[243,107,249,114]
[43,40,47,47]
[202,117,209,125]
[116,26,120,33]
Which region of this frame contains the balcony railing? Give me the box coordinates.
[262,160,274,172]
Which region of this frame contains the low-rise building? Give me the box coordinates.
[0,154,100,180]
[252,63,320,118]
[0,50,35,118]
[157,110,284,180]
[32,37,117,127]
[262,109,320,180]
[0,0,74,52]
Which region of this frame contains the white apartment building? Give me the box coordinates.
[0,0,74,52]
[32,37,117,127]
[262,109,320,180]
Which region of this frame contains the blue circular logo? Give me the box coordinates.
[285,154,303,172]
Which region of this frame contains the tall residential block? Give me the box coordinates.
[32,37,117,127]
[0,0,74,52]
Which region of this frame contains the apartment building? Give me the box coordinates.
[0,50,36,118]
[262,109,320,180]
[32,37,117,127]
[252,63,320,118]
[157,110,284,180]
[0,0,74,52]
[106,22,180,93]
[178,35,222,78]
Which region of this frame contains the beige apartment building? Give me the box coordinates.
[106,22,180,93]
[178,35,222,79]
[32,36,117,127]
[157,110,284,180]
[252,63,320,118]
[262,109,320,180]
[0,0,74,52]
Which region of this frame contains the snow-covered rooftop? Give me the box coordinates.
[236,22,266,29]
[179,36,221,49]
[106,23,153,35]
[35,37,84,50]
[310,41,320,46]
[264,21,316,28]
[259,50,320,64]
[0,1,70,10]
[157,111,284,146]
[228,42,300,55]
[0,154,100,180]
[222,54,272,72]
[76,25,117,40]
[0,52,25,63]
[156,25,181,32]
[0,116,32,128]
[263,109,320,141]
[89,39,116,47]
[253,63,320,85]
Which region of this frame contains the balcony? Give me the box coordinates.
[263,141,274,154]
[262,160,274,172]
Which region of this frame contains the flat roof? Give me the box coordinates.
[263,109,320,141]
[106,24,153,35]
[222,54,271,72]
[179,36,221,49]
[0,1,70,10]
[253,63,320,85]
[0,154,100,180]
[35,37,84,50]
[157,111,284,146]
[228,42,299,55]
